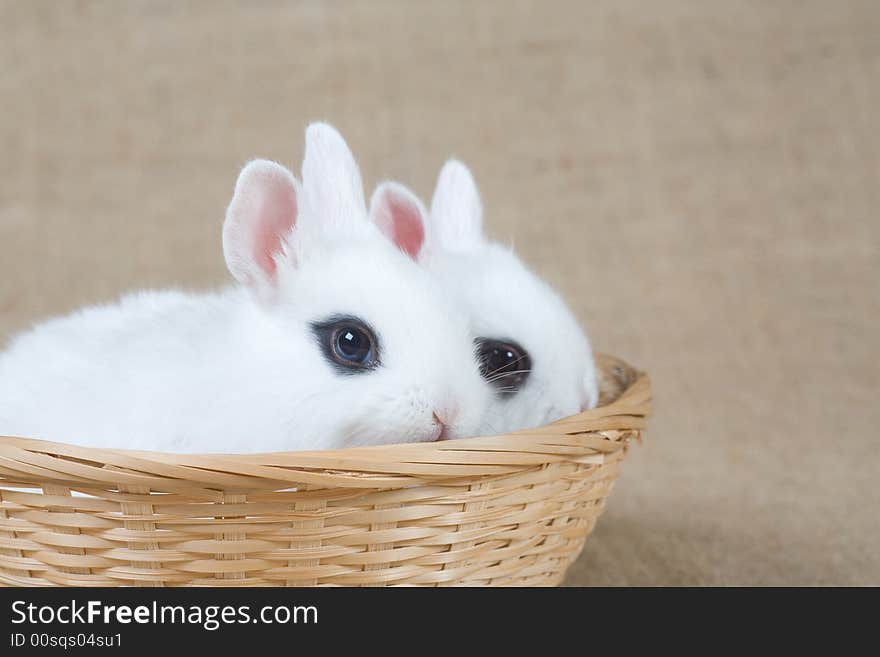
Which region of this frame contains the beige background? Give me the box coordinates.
[1,1,877,585]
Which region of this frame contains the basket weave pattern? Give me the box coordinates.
[0,362,650,587]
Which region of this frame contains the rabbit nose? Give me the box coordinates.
[431,412,450,441]
[431,403,459,440]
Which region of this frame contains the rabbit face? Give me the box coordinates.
[424,243,597,435]
[265,236,489,446]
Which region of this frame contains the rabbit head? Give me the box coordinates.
[371,159,598,435]
[222,125,489,447]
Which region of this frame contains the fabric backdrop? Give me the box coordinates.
[1,1,876,585]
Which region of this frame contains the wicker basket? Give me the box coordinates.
[0,355,650,587]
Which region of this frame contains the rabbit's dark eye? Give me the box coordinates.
[475,338,531,395]
[312,316,380,373]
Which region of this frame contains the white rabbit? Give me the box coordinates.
[0,124,490,453]
[370,160,598,435]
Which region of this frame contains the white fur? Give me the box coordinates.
[0,125,490,453]
[416,160,599,435]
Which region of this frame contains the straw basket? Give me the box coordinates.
[0,355,650,587]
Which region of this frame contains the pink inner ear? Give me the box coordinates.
[386,196,425,258]
[253,189,297,276]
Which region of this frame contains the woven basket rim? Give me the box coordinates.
[0,356,650,586]
[0,356,650,491]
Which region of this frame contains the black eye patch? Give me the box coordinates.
[475,338,532,396]
[311,315,381,375]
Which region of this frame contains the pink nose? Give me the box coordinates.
[431,412,449,441]
[433,400,462,440]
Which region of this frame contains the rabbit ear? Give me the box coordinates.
[223,159,301,290]
[369,182,427,259]
[301,122,367,232]
[429,159,484,251]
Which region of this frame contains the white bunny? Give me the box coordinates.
[370,160,598,435]
[0,125,489,452]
